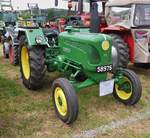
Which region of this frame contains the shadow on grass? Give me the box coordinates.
[128,64,150,76]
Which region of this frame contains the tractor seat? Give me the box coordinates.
[43,28,59,38]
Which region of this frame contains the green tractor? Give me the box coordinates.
[27,3,47,25]
[17,26,142,124]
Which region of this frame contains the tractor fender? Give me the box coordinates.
[4,29,19,46]
[17,28,47,48]
[122,33,134,63]
[8,35,19,46]
[101,26,129,33]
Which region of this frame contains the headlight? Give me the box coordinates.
[102,40,110,51]
[35,36,44,44]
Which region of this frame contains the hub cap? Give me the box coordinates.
[112,46,119,71]
[54,87,67,116]
[115,77,132,100]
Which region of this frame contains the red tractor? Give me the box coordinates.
[54,0,150,68]
[47,0,91,32]
[103,0,150,68]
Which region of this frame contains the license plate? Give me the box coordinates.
[96,64,113,73]
[99,79,114,96]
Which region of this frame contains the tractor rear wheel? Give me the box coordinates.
[9,45,19,65]
[111,34,129,68]
[52,78,78,124]
[113,69,142,105]
[19,36,46,90]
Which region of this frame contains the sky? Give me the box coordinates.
[11,0,68,10]
[1,0,103,12]
[11,0,91,11]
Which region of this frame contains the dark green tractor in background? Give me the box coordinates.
[27,3,47,26]
[0,0,18,27]
[0,11,18,26]
[0,0,19,63]
[17,25,142,124]
[0,12,18,63]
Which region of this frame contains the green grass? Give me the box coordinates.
[0,75,49,137]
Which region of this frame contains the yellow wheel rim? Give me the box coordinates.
[115,77,132,100]
[21,46,30,80]
[54,87,68,116]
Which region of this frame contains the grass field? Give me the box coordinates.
[0,45,150,138]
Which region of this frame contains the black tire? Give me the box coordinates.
[113,69,142,105]
[9,45,19,65]
[3,43,9,58]
[19,36,46,90]
[52,78,78,124]
[110,34,129,68]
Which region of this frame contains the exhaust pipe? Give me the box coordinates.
[90,2,100,33]
[78,0,83,14]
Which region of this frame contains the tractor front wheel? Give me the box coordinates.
[113,69,142,105]
[111,34,129,68]
[19,36,46,90]
[52,78,78,124]
[9,45,19,65]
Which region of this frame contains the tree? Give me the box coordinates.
[47,9,54,20]
[20,11,31,19]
